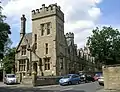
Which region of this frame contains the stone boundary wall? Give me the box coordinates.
[20,75,62,86]
[21,76,32,85]
[35,76,62,86]
[102,64,120,91]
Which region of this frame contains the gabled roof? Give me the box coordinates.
[16,33,32,52]
[24,33,32,45]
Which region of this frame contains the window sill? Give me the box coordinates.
[21,55,27,56]
[44,70,51,71]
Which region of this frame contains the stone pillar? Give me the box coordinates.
[37,64,40,76]
[103,65,120,92]
[25,59,27,76]
[32,71,37,87]
[16,71,20,83]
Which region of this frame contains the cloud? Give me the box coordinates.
[2,0,102,48]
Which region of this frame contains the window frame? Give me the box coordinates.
[34,34,37,49]
[21,45,27,56]
[47,22,51,35]
[44,58,50,70]
[19,59,26,71]
[41,24,44,36]
[45,43,48,54]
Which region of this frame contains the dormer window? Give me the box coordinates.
[21,45,26,55]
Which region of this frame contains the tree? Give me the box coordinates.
[0,2,11,59]
[2,47,16,73]
[87,26,120,65]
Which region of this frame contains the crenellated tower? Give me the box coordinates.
[31,3,65,76]
[32,3,64,21]
[65,32,74,46]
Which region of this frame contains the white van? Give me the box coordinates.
[4,74,16,84]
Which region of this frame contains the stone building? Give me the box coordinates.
[15,3,101,82]
[15,4,80,82]
[77,46,102,73]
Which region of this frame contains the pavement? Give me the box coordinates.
[0,81,104,92]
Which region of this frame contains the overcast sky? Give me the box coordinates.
[1,0,120,48]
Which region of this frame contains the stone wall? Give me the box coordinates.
[21,76,32,85]
[103,65,120,91]
[21,75,62,86]
[35,76,62,86]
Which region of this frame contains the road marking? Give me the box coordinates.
[60,87,73,91]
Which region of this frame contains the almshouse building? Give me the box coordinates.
[15,3,101,83]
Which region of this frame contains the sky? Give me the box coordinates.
[0,0,120,48]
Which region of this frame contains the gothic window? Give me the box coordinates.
[41,24,44,36]
[21,45,26,55]
[44,58,50,70]
[34,34,37,49]
[45,43,48,54]
[19,59,26,71]
[47,23,50,35]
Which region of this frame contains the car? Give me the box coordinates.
[59,74,81,86]
[98,76,104,86]
[94,73,102,81]
[79,74,86,82]
[85,75,95,83]
[93,75,99,81]
[80,74,95,83]
[4,74,17,84]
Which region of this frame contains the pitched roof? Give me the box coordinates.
[16,33,32,51]
[24,33,32,45]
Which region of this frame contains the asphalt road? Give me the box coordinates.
[0,82,103,92]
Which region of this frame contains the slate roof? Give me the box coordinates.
[16,33,32,51]
[24,33,32,45]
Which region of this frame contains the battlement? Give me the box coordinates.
[65,32,74,38]
[32,3,64,21]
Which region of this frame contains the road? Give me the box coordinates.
[0,82,103,92]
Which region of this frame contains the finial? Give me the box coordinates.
[42,4,45,7]
[21,14,26,20]
[22,14,25,17]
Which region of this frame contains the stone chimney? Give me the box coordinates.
[20,14,26,39]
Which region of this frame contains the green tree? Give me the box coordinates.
[2,47,16,73]
[0,2,11,59]
[87,26,120,65]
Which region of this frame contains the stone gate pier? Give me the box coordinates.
[103,65,120,92]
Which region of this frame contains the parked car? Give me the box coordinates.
[98,76,104,86]
[85,75,95,83]
[94,75,100,81]
[94,73,102,81]
[4,74,16,84]
[79,74,86,82]
[59,74,81,86]
[80,74,95,83]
